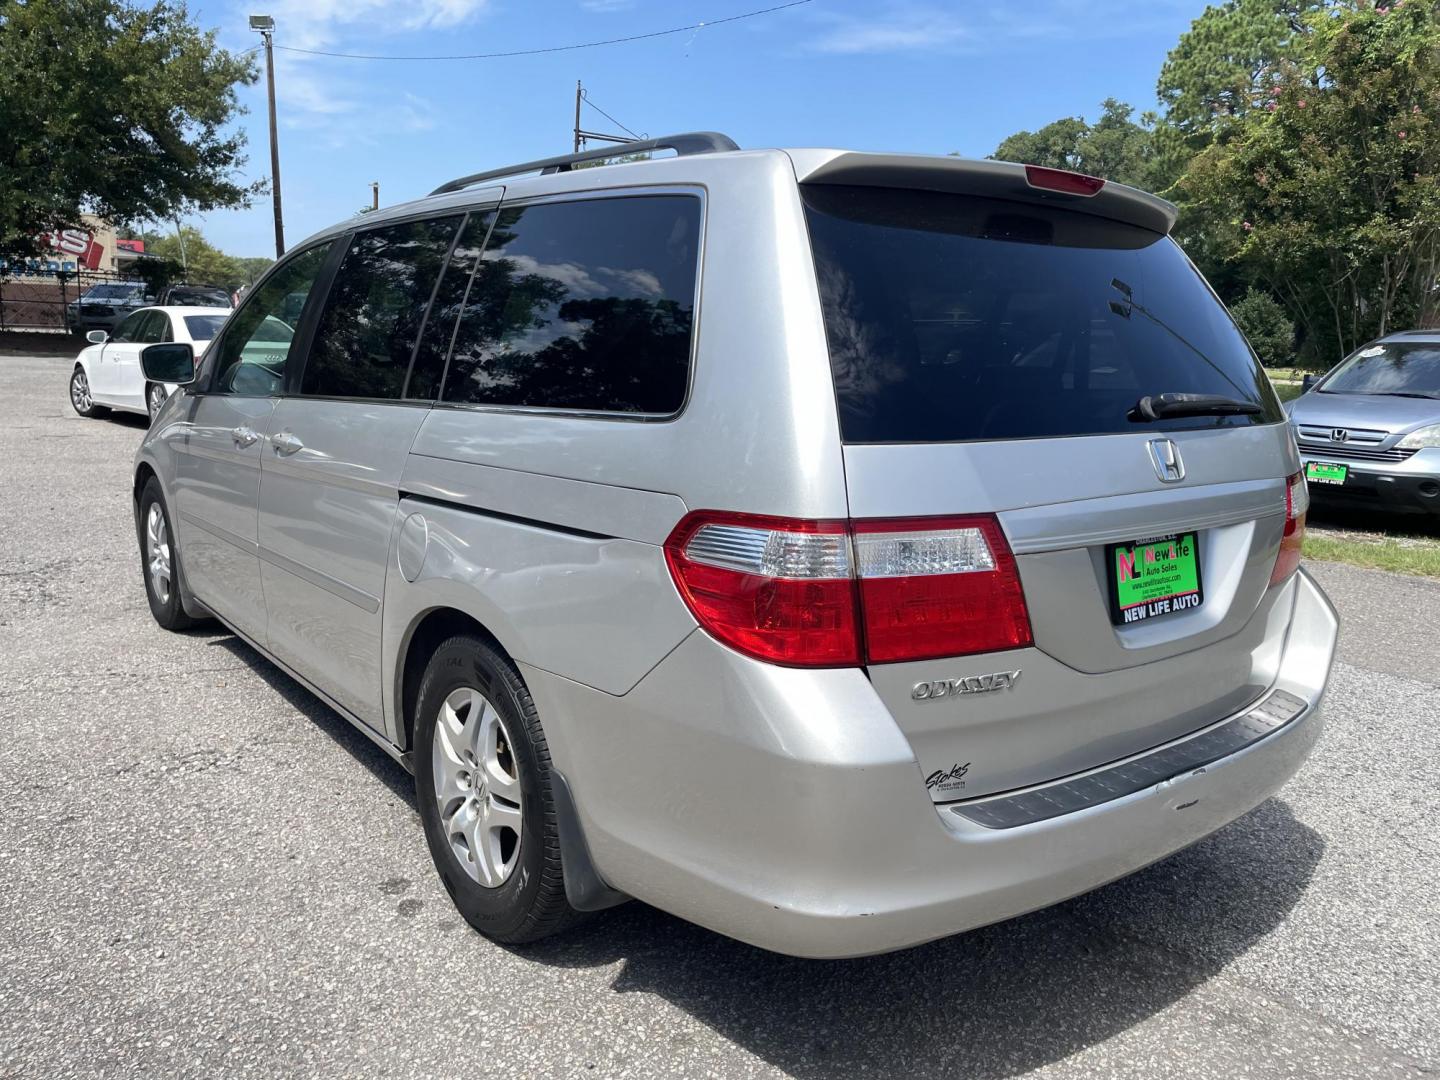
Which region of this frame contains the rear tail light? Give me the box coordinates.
[664,511,1032,667]
[1024,165,1106,196]
[1269,472,1309,587]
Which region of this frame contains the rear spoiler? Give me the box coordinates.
[786,150,1177,236]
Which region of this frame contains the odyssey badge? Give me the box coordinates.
[911,669,1021,701]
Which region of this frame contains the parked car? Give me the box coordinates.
[69,305,231,423]
[1287,331,1440,515]
[129,135,1339,959]
[157,283,235,308]
[65,281,151,332]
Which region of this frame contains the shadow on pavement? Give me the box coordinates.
[517,798,1322,1078]
[204,633,416,809]
[205,628,1322,1078]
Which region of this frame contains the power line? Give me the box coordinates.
[583,91,642,140]
[269,0,813,61]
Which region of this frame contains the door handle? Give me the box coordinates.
[231,426,260,448]
[271,431,304,456]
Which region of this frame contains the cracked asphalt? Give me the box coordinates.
[2,350,1438,1079]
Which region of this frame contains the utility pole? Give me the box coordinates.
[573,80,583,153]
[571,81,639,155]
[250,15,285,257]
[370,181,379,211]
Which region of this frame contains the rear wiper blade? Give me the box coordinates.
[1129,393,1264,422]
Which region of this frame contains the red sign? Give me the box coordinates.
[42,228,104,270]
[117,238,145,253]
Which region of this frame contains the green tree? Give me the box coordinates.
[147,226,270,286]
[1229,288,1296,367]
[1157,0,1326,135]
[0,0,258,253]
[1179,2,1440,362]
[991,99,1162,190]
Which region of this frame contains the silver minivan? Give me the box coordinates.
[132,134,1338,958]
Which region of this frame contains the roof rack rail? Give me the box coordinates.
[429,131,740,196]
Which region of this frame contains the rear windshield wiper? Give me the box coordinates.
[1129,393,1264,422]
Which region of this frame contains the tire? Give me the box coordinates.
[145,382,167,424]
[137,477,196,631]
[414,634,581,944]
[69,366,107,418]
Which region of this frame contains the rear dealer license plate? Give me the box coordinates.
[1107,533,1204,626]
[1305,461,1348,486]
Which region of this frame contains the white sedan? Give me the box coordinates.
[68,305,231,423]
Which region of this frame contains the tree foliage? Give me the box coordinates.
[0,0,259,253]
[144,226,272,286]
[992,99,1164,190]
[1179,1,1440,362]
[1157,0,1326,134]
[1229,287,1296,366]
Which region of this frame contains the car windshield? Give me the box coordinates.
[84,284,142,299]
[1320,342,1440,398]
[183,314,227,340]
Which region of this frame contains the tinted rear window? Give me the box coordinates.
[441,194,700,414]
[184,314,226,340]
[803,186,1281,443]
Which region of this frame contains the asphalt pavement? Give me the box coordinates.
[1,351,1437,1079]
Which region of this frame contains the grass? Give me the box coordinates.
[1304,529,1440,579]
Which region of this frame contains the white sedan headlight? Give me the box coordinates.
[1397,424,1440,449]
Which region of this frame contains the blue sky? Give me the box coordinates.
[194,0,1205,258]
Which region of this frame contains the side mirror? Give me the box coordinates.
[141,342,196,385]
[85,330,108,344]
[1301,374,1319,392]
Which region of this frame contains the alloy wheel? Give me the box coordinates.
[431,687,523,887]
[70,369,91,412]
[145,503,172,605]
[147,384,166,421]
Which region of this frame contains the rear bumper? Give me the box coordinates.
[1299,447,1440,515]
[527,569,1337,959]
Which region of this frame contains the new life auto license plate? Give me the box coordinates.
[1305,461,1348,486]
[1106,532,1203,625]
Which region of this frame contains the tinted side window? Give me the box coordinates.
[406,212,493,401]
[301,215,462,400]
[112,311,147,343]
[137,311,168,344]
[442,195,701,414]
[210,244,330,396]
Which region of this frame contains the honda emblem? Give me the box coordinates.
[1147,438,1185,483]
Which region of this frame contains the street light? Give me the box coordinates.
[250,14,284,257]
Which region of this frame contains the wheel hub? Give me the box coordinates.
[431,687,522,888]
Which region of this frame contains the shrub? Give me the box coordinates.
[1229,288,1295,369]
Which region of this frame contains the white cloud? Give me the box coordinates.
[808,7,968,55]
[578,0,636,11]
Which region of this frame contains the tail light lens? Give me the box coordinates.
[664,511,1032,667]
[853,516,1032,662]
[663,513,860,666]
[1269,472,1309,587]
[1024,164,1106,196]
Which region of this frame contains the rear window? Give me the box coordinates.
[184,314,226,340]
[802,185,1281,443]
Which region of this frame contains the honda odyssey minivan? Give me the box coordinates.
[131,134,1338,958]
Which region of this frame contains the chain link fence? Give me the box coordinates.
[0,267,142,333]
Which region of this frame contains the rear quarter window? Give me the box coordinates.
[802,185,1282,443]
[440,194,701,415]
